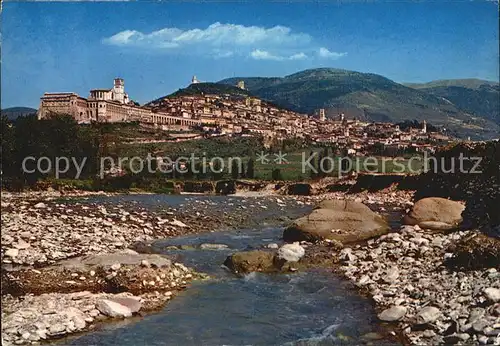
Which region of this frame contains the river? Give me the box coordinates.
[62,195,400,345]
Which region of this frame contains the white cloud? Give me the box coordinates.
[104,22,310,50]
[318,47,347,59]
[249,50,308,61]
[289,52,308,60]
[250,49,284,61]
[103,23,346,62]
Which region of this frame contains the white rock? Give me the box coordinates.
[108,296,142,313]
[267,243,279,249]
[277,243,305,262]
[34,202,46,209]
[96,299,132,318]
[339,248,357,262]
[199,243,229,250]
[378,306,407,321]
[14,240,30,250]
[382,267,400,284]
[484,288,500,303]
[48,323,66,335]
[170,219,187,228]
[110,263,121,271]
[416,306,441,324]
[357,275,371,286]
[4,248,19,258]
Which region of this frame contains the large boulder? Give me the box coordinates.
[403,197,465,231]
[224,244,308,274]
[283,199,389,243]
[316,199,374,214]
[223,251,276,274]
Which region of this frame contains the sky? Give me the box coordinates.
[1,1,499,108]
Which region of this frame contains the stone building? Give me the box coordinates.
[37,92,90,123]
[38,78,151,123]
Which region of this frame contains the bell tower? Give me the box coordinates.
[113,78,125,103]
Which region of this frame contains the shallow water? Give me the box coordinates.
[63,195,400,345]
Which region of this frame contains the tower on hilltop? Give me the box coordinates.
[422,120,427,134]
[112,78,126,103]
[319,108,326,122]
[191,75,200,84]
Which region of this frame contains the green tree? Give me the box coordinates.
[231,159,240,179]
[211,159,224,181]
[272,168,282,181]
[246,158,255,179]
[1,116,15,178]
[309,150,318,180]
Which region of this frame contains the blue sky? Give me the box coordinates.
[2,1,498,108]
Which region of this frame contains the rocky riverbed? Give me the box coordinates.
[2,186,499,345]
[0,191,312,267]
[1,190,314,345]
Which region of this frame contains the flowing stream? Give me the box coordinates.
[63,195,400,346]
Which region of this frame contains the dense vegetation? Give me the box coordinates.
[1,114,100,188]
[1,114,310,190]
[148,83,251,105]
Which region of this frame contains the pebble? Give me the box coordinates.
[484,287,500,303]
[416,306,441,324]
[378,306,407,321]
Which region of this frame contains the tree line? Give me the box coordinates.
[1,114,262,190]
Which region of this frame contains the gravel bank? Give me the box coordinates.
[337,225,500,345]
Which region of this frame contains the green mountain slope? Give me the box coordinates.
[404,79,499,126]
[148,83,251,105]
[404,79,498,90]
[219,68,499,140]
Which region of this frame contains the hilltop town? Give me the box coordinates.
[38,77,452,155]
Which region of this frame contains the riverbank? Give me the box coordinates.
[2,187,498,345]
[1,190,315,345]
[0,187,410,345]
[333,226,500,345]
[290,188,499,345]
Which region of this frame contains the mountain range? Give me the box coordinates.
[6,69,499,140]
[216,68,499,140]
[403,79,499,126]
[1,107,37,120]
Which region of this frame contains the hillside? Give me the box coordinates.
[1,107,37,120]
[404,79,499,126]
[147,82,293,112]
[149,83,251,104]
[404,79,498,90]
[219,68,499,140]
